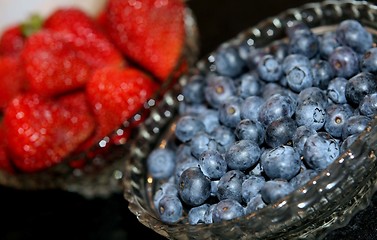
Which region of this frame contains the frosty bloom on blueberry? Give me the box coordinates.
[148,18,376,225]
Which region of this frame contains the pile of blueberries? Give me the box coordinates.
[147,19,377,225]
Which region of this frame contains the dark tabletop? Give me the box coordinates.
[1,0,377,239]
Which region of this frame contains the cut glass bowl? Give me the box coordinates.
[123,1,377,239]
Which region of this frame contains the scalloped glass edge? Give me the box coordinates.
[0,7,200,199]
[123,1,377,239]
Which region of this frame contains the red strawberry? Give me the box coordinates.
[85,67,158,147]
[21,30,93,97]
[0,25,25,56]
[0,121,14,173]
[0,56,28,109]
[0,14,45,57]
[104,0,186,80]
[43,8,124,69]
[4,92,95,172]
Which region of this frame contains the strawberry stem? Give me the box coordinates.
[21,14,44,37]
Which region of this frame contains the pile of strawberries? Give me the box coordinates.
[0,0,186,173]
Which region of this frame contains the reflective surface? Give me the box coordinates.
[124,1,377,239]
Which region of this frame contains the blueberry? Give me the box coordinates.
[225,140,261,171]
[237,40,254,62]
[214,45,245,77]
[257,54,283,82]
[289,31,319,59]
[190,131,218,159]
[218,96,243,128]
[289,169,318,189]
[211,125,236,153]
[246,48,269,70]
[359,93,377,117]
[197,108,221,133]
[240,96,265,121]
[248,162,264,176]
[199,149,228,179]
[260,179,294,204]
[303,132,340,171]
[345,72,377,106]
[286,65,314,93]
[241,175,266,203]
[361,48,377,74]
[327,77,348,104]
[204,75,236,109]
[237,71,265,98]
[182,75,206,104]
[328,46,359,78]
[335,19,373,54]
[270,40,289,63]
[261,145,301,181]
[311,59,334,89]
[265,117,297,148]
[147,148,176,179]
[188,204,210,225]
[279,74,288,87]
[212,199,245,223]
[262,83,285,99]
[342,115,370,140]
[175,115,205,143]
[203,204,217,224]
[235,119,265,145]
[179,102,209,116]
[292,125,317,155]
[158,195,183,224]
[174,155,199,183]
[258,93,296,126]
[245,194,267,214]
[282,54,311,74]
[217,170,245,202]
[297,87,328,108]
[153,181,178,210]
[295,100,326,131]
[211,180,219,197]
[178,167,211,206]
[324,103,354,138]
[319,31,341,59]
[175,143,192,162]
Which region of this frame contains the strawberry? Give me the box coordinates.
[0,56,28,109]
[21,30,93,97]
[0,121,14,173]
[104,0,186,80]
[85,67,158,147]
[0,25,25,56]
[4,92,95,172]
[43,8,124,69]
[0,14,45,57]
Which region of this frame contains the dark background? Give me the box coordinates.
[1,0,377,239]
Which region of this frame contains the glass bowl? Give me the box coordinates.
[123,0,377,239]
[0,1,199,198]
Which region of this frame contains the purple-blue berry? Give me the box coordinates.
[178,167,211,206]
[225,140,261,171]
[261,145,301,181]
[212,199,245,223]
